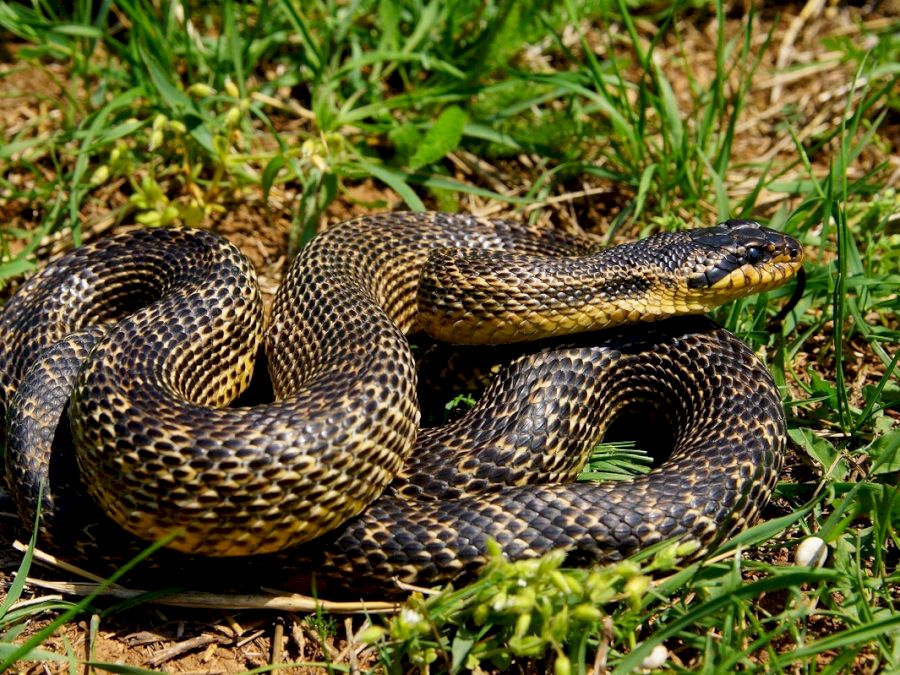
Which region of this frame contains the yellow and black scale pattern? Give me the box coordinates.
[0,213,802,593]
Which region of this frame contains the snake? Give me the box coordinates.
[0,213,803,594]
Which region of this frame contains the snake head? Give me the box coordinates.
[684,219,803,296]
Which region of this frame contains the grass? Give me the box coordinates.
[0,0,898,672]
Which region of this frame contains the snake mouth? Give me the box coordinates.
[705,256,804,293]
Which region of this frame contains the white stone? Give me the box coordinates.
[639,644,669,670]
[795,536,828,568]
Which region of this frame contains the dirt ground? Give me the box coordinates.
[0,2,897,673]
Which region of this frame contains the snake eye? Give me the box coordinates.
[745,246,763,264]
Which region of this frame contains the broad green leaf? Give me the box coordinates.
[409,106,467,171]
[869,429,900,475]
[357,160,425,211]
[788,427,848,480]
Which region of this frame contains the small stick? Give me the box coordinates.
[12,541,109,584]
[144,634,219,668]
[21,577,399,613]
[271,617,285,665]
[235,629,266,649]
[289,615,307,660]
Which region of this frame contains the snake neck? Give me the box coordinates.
[416,230,801,345]
[415,247,698,345]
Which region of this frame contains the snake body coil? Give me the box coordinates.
[0,213,802,592]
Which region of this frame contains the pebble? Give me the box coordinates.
[640,644,669,670]
[795,536,828,568]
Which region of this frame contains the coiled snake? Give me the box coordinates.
[0,213,802,593]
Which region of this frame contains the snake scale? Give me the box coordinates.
[0,213,803,593]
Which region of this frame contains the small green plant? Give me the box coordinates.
[367,539,698,674]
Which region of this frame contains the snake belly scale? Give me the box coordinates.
[0,213,802,591]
